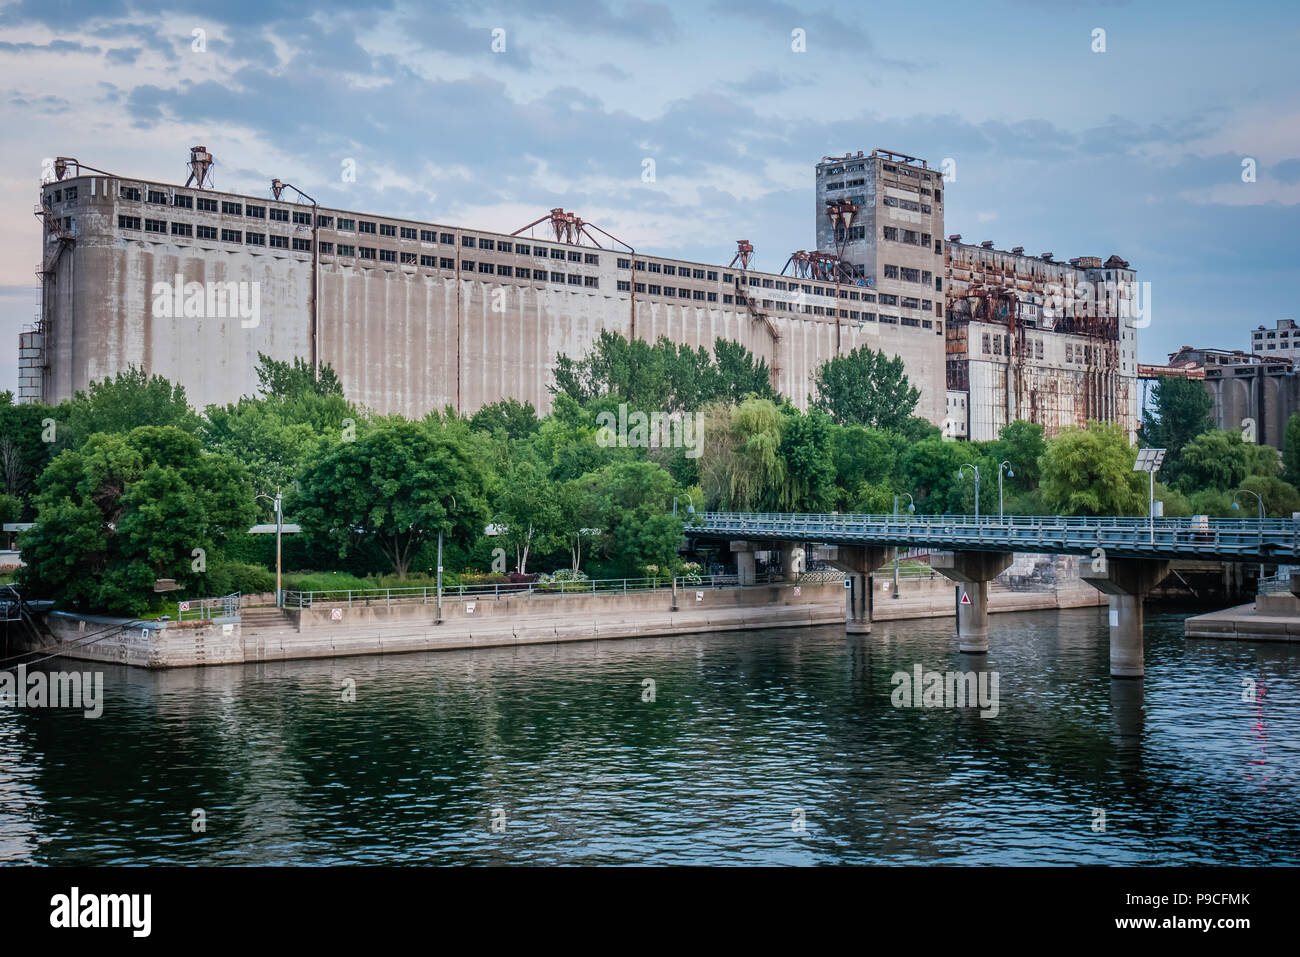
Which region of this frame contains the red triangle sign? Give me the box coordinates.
[959,590,971,605]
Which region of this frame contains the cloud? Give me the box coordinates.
[104,46,141,66]
[1272,159,1300,185]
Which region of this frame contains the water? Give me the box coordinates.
[1,607,1297,865]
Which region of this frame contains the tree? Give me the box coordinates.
[831,426,899,508]
[1173,430,1256,493]
[900,438,977,514]
[1141,375,1213,479]
[254,352,344,398]
[1040,422,1146,516]
[697,398,785,511]
[493,458,563,574]
[1241,475,1300,518]
[0,391,56,510]
[777,405,837,511]
[994,420,1046,490]
[567,460,684,578]
[294,422,488,578]
[58,368,202,447]
[1284,413,1300,483]
[16,426,255,615]
[469,399,540,441]
[811,345,920,431]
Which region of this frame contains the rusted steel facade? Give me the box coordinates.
[943,239,1140,442]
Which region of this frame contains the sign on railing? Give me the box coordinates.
[177,592,240,621]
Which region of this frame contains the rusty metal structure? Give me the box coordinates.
[726,240,781,388]
[186,145,214,188]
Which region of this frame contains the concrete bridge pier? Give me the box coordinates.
[827,545,891,634]
[931,551,1014,653]
[1081,558,1169,678]
[730,541,758,586]
[778,542,803,580]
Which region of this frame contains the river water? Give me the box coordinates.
[1,607,1297,865]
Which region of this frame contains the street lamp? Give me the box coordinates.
[1133,447,1167,545]
[997,460,1014,522]
[672,493,696,518]
[254,489,283,606]
[1231,489,1265,581]
[957,464,980,522]
[892,492,915,598]
[437,495,456,622]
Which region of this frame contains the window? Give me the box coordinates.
[584,276,599,288]
[530,268,546,279]
[268,207,288,221]
[172,222,193,237]
[568,274,582,285]
[516,243,530,255]
[268,234,287,248]
[498,241,513,253]
[902,317,919,327]
[359,246,377,259]
[61,186,77,201]
[617,280,631,292]
[550,271,564,282]
[879,293,898,306]
[461,259,475,270]
[317,215,333,228]
[884,264,899,279]
[707,271,718,281]
[679,288,691,298]
[653,263,665,274]
[883,226,899,241]
[378,228,396,241]
[935,277,942,291]
[337,244,355,256]
[536,247,551,258]
[723,294,734,304]
[293,237,312,251]
[246,232,265,245]
[693,289,705,300]
[498,265,513,277]
[221,201,242,215]
[400,226,417,240]
[319,241,334,254]
[663,286,676,296]
[173,194,193,209]
[197,197,218,212]
[566,250,581,262]
[335,217,355,230]
[901,297,920,309]
[723,273,733,283]
[901,267,920,283]
[648,284,662,295]
[618,257,631,269]
[246,204,266,219]
[401,252,417,265]
[420,230,437,242]
[441,258,455,269]
[120,186,142,201]
[222,228,242,243]
[292,211,312,225]
[478,261,494,273]
[440,233,455,245]
[635,283,646,293]
[148,190,169,204]
[462,235,477,247]
[691,269,704,279]
[197,225,218,240]
[142,218,165,233]
[358,220,376,233]
[420,255,436,267]
[584,253,599,265]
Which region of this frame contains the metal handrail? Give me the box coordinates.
[176,592,241,621]
[282,572,783,610]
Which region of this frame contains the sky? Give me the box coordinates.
[1,0,1298,393]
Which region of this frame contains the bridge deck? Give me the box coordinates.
[692,512,1299,563]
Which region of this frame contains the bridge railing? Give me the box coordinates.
[694,511,1299,532]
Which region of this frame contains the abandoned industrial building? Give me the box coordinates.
[26,146,1142,441]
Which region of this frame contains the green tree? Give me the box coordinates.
[811,345,920,431]
[1174,430,1256,492]
[1141,375,1213,479]
[294,422,489,578]
[1040,421,1146,516]
[1283,413,1300,483]
[568,460,684,578]
[16,426,255,615]
[831,425,899,508]
[493,458,563,574]
[994,420,1046,490]
[469,399,541,441]
[697,398,785,510]
[900,438,978,514]
[58,368,202,448]
[777,405,837,511]
[0,391,57,511]
[254,352,344,398]
[1240,475,1300,518]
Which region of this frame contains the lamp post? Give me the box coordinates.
[1231,489,1265,581]
[958,464,980,523]
[1133,448,1167,546]
[255,489,283,606]
[672,493,696,518]
[997,460,1014,522]
[437,495,457,622]
[892,492,914,598]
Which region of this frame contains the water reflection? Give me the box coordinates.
[0,607,1296,865]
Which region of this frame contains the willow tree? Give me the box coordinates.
[697,398,786,511]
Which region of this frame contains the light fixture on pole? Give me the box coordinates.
[892,492,915,599]
[1230,488,1266,581]
[997,460,1014,522]
[1133,448,1166,545]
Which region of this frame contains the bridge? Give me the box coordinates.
[689,512,1300,679]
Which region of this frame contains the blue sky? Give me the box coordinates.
[1,0,1297,393]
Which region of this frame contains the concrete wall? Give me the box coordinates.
[36,173,948,425]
